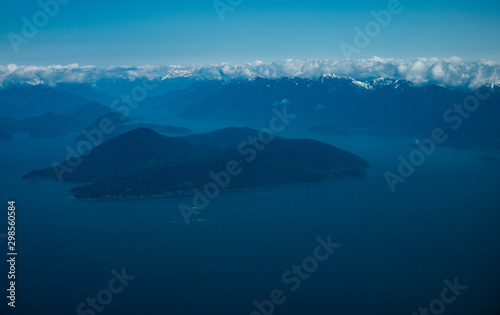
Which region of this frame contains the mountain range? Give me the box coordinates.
[0,99,191,140]
[1,77,499,148]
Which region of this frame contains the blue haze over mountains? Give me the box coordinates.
[1,73,500,314]
[1,77,499,149]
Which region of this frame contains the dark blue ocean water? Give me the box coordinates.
[1,132,499,315]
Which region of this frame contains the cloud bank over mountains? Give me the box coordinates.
[1,57,499,89]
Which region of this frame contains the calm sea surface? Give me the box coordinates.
[1,131,499,314]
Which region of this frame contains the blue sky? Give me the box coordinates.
[0,0,499,66]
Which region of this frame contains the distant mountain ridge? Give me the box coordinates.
[0,85,89,119]
[0,112,83,138]
[146,77,500,149]
[2,59,499,89]
[2,78,499,148]
[0,100,191,140]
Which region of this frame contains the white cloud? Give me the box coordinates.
[1,57,499,89]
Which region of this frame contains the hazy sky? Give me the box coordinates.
[0,0,499,66]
